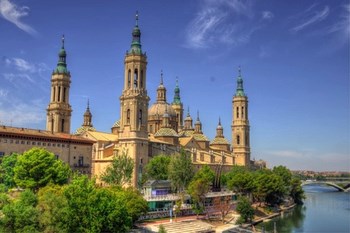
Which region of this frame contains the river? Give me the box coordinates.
[256,185,350,233]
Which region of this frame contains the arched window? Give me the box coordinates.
[63,87,66,103]
[237,135,240,145]
[128,69,131,88]
[134,69,138,88]
[61,119,65,132]
[51,119,54,132]
[139,109,142,126]
[140,70,144,88]
[236,107,239,118]
[53,87,56,102]
[58,86,61,102]
[126,109,130,124]
[241,106,244,118]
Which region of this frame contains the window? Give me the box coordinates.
[78,156,84,166]
[63,87,66,102]
[134,69,138,88]
[126,109,130,124]
[0,152,4,157]
[58,86,61,102]
[200,153,204,161]
[211,155,215,163]
[222,156,226,164]
[15,140,19,144]
[149,125,153,133]
[48,143,51,146]
[32,141,36,145]
[140,70,144,88]
[43,142,46,146]
[241,106,244,118]
[52,143,55,147]
[139,109,142,126]
[61,119,65,132]
[26,141,30,145]
[53,87,56,101]
[55,154,59,160]
[236,107,239,118]
[37,142,41,146]
[21,140,25,144]
[237,135,240,145]
[128,69,131,88]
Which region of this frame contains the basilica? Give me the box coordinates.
[0,14,257,188]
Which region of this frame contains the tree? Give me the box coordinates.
[158,224,167,233]
[37,185,69,233]
[236,196,255,224]
[168,149,194,192]
[13,148,71,191]
[227,171,255,196]
[100,151,134,187]
[145,155,171,180]
[212,195,233,223]
[290,177,305,204]
[273,165,292,195]
[0,189,40,233]
[188,165,215,215]
[253,172,286,206]
[116,187,149,223]
[0,153,18,190]
[63,175,133,233]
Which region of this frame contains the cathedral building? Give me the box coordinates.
[76,14,252,187]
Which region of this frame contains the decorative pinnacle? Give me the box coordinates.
[176,77,179,87]
[187,106,190,116]
[61,34,65,48]
[197,111,200,121]
[160,70,163,85]
[238,65,241,77]
[135,11,139,26]
[219,117,221,125]
[87,99,90,110]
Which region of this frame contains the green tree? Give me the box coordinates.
[253,172,286,206]
[13,148,71,191]
[145,155,171,180]
[0,153,19,190]
[227,169,255,196]
[0,189,40,233]
[290,177,305,204]
[188,165,215,215]
[37,185,69,233]
[100,151,134,187]
[236,196,255,224]
[158,224,167,233]
[63,175,132,233]
[117,187,149,223]
[168,149,194,192]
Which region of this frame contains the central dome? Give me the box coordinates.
[148,102,176,117]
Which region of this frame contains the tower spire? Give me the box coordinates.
[235,66,245,96]
[55,34,68,74]
[129,11,142,54]
[173,77,182,104]
[160,70,163,85]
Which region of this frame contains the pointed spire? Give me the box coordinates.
[54,35,68,74]
[218,117,221,126]
[160,70,163,85]
[235,66,245,96]
[187,106,190,117]
[173,77,182,105]
[196,110,200,122]
[135,11,139,26]
[129,11,142,54]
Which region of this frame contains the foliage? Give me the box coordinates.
[212,195,233,223]
[0,189,40,233]
[0,153,18,190]
[188,165,215,215]
[290,178,305,204]
[273,165,292,195]
[158,224,167,233]
[227,168,255,196]
[168,149,194,192]
[63,175,133,233]
[253,172,286,206]
[37,185,69,233]
[100,151,134,187]
[236,196,254,223]
[116,187,149,223]
[13,148,71,191]
[145,155,171,180]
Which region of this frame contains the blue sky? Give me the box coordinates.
[0,0,349,171]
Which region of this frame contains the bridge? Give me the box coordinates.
[301,180,350,192]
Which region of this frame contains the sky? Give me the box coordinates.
[0,0,349,172]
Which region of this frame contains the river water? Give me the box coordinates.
[256,185,350,233]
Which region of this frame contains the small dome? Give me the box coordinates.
[148,102,176,117]
[154,128,178,137]
[59,48,66,57]
[75,126,96,135]
[112,120,120,128]
[210,137,229,145]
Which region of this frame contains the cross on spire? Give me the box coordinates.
[61,34,65,48]
[135,11,139,26]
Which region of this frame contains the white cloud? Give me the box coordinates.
[262,11,274,20]
[4,57,48,73]
[326,4,350,38]
[0,88,8,98]
[0,0,37,35]
[185,0,264,49]
[291,5,330,33]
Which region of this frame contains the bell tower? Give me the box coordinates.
[119,12,149,187]
[46,35,72,134]
[231,67,250,166]
[172,78,184,131]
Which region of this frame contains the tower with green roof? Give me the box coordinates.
[172,78,184,131]
[46,35,72,134]
[231,67,250,166]
[119,12,150,188]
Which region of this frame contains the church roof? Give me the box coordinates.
[154,128,178,137]
[148,102,176,117]
[210,137,230,145]
[75,126,96,135]
[192,133,209,141]
[112,120,120,128]
[82,131,118,142]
